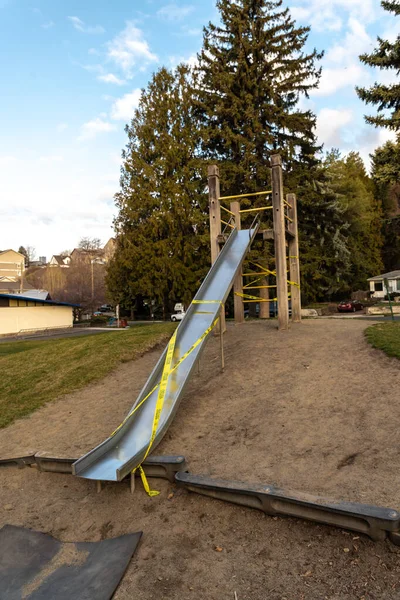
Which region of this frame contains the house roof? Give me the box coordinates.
[1,293,79,307]
[0,249,24,257]
[17,289,50,300]
[50,255,65,264]
[368,270,400,282]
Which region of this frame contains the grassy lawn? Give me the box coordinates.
[365,322,400,360]
[0,323,175,429]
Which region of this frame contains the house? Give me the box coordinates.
[0,293,77,336]
[49,255,71,268]
[0,249,25,280]
[368,270,400,299]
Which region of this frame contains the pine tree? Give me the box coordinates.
[297,164,351,302]
[357,0,400,130]
[107,65,209,316]
[323,151,383,289]
[197,0,322,196]
[371,139,400,269]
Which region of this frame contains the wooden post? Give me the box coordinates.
[271,155,289,331]
[219,308,225,371]
[208,165,225,333]
[259,277,270,318]
[287,193,301,323]
[231,200,244,324]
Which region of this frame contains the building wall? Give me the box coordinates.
[0,250,25,279]
[0,305,73,335]
[370,279,400,298]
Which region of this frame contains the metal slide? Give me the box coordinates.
[73,226,258,482]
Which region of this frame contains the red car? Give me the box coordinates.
[337,300,364,313]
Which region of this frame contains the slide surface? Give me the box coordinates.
[73,227,257,481]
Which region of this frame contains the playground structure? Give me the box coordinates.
[208,154,301,330]
[3,153,400,559]
[72,153,300,486]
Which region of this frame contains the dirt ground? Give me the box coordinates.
[1,319,400,599]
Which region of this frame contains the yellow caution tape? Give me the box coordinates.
[235,291,272,302]
[134,326,178,496]
[110,301,223,496]
[287,280,300,288]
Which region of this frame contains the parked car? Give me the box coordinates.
[337,300,364,313]
[171,310,186,322]
[98,304,113,313]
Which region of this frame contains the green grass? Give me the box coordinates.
[365,323,400,360]
[0,323,175,429]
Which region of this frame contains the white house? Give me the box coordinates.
[49,255,71,268]
[368,270,400,299]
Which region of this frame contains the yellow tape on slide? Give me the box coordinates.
[121,302,221,497]
[110,305,221,438]
[134,327,178,496]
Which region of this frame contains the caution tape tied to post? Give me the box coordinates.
[235,291,275,302]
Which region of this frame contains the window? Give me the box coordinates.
[374,281,383,292]
[397,279,400,291]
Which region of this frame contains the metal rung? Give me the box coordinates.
[220,205,235,216]
[239,206,273,214]
[219,190,272,201]
[221,219,235,229]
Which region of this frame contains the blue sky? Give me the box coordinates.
[0,0,398,258]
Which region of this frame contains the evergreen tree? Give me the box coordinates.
[107,65,209,316]
[296,163,351,302]
[324,151,383,288]
[357,0,400,130]
[197,0,322,196]
[371,139,400,269]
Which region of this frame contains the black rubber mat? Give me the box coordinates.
[0,524,142,599]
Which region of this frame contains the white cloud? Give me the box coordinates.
[0,155,17,167]
[106,21,158,75]
[98,73,126,85]
[157,3,194,21]
[111,89,141,121]
[78,117,116,141]
[41,21,54,29]
[312,64,367,97]
[326,18,372,64]
[68,16,105,35]
[38,155,63,163]
[168,53,198,69]
[357,127,398,170]
[56,123,68,132]
[316,108,353,147]
[289,0,376,31]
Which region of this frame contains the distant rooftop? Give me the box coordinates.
[0,293,79,307]
[368,270,400,282]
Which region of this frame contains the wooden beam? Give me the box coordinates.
[259,277,270,318]
[231,200,244,324]
[208,164,225,333]
[287,193,301,323]
[271,155,289,331]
